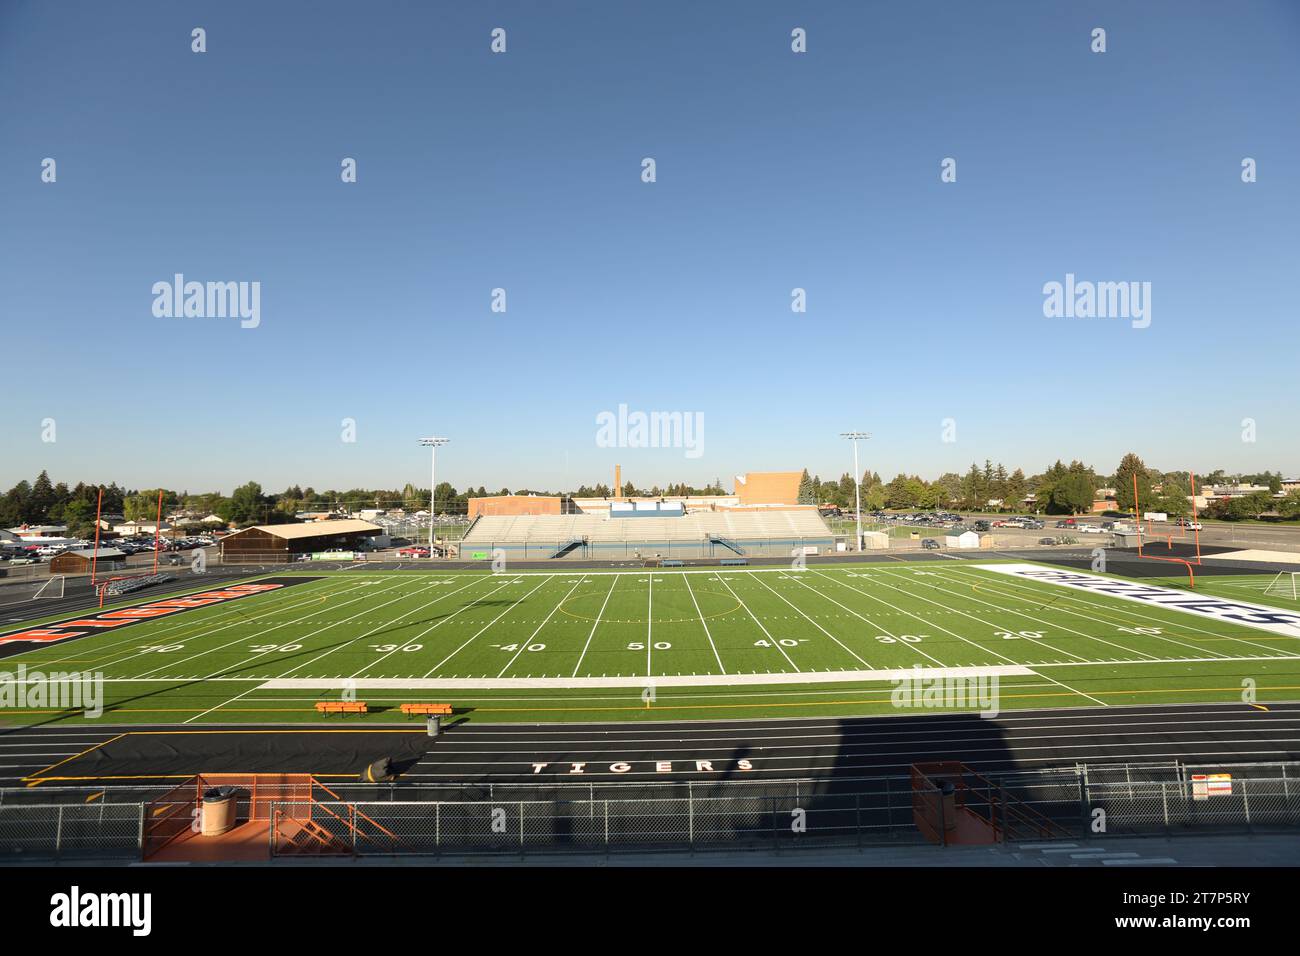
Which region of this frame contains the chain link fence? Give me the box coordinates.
[0,802,144,861]
[2,761,1296,861]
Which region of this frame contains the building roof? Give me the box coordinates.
[66,548,126,559]
[227,520,382,541]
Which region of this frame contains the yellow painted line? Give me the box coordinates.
[35,771,359,783]
[85,791,104,803]
[1251,703,1270,712]
[118,728,425,735]
[37,774,208,782]
[21,732,125,785]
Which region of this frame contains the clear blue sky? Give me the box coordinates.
[2,1,1297,495]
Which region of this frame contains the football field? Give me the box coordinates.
[3,561,1300,724]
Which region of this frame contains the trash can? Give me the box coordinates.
[426,715,440,738]
[201,786,238,836]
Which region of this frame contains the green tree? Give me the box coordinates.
[1006,468,1028,510]
[225,481,267,525]
[1114,453,1152,512]
[1278,490,1300,519]
[796,469,815,505]
[1154,478,1192,517]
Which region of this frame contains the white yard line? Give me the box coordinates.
[942,566,1285,658]
[712,574,799,671]
[748,573,875,668]
[125,578,394,678]
[894,569,1164,661]
[809,568,1025,666]
[255,575,471,681]
[972,563,1300,640]
[13,576,342,670]
[778,571,948,667]
[497,576,587,679]
[258,664,1034,690]
[646,573,654,677]
[422,575,555,677]
[182,576,449,723]
[349,575,513,678]
[571,575,618,678]
[682,572,726,674]
[869,567,1097,663]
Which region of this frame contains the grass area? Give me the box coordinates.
[1,562,1298,725]
[824,519,923,539]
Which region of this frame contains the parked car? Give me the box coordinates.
[1038,537,1057,545]
[7,555,41,565]
[397,547,430,558]
[921,538,941,550]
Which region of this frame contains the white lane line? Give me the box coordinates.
[571,575,618,678]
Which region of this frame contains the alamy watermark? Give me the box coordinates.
[0,666,104,718]
[152,273,261,329]
[1042,273,1150,329]
[596,404,704,459]
[890,665,1000,718]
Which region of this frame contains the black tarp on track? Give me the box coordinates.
[39,729,432,781]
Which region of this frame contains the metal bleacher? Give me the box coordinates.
[459,509,834,559]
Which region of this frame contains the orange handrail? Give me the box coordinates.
[312,779,402,842]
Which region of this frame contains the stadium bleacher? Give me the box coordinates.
[100,573,177,597]
[458,510,833,559]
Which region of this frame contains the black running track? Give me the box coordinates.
[3,702,1298,792]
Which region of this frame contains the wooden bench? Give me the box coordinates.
[399,702,453,719]
[314,701,368,716]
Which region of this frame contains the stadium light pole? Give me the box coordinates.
[841,432,871,551]
[418,437,449,555]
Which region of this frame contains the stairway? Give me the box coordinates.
[708,534,745,555]
[277,817,351,855]
[550,536,585,558]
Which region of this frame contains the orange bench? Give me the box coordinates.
[314,701,368,716]
[399,702,453,718]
